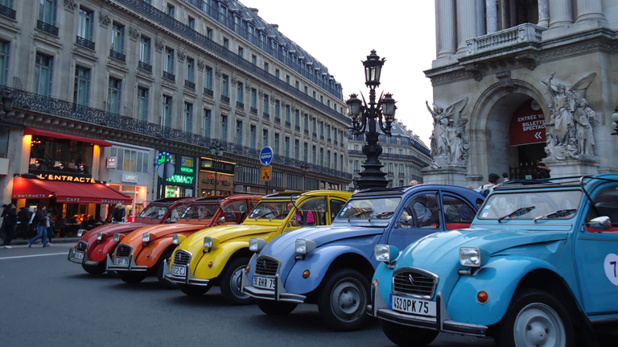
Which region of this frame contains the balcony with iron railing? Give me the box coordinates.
[204,88,214,97]
[0,4,16,20]
[138,61,152,73]
[36,20,58,36]
[466,23,545,55]
[185,80,195,90]
[76,36,95,50]
[163,71,175,82]
[110,49,126,63]
[0,86,353,181]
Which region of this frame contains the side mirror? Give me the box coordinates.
[588,216,612,230]
[217,216,226,225]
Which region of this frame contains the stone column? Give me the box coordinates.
[485,0,498,33]
[436,0,457,59]
[476,0,486,36]
[549,0,573,28]
[538,0,550,27]
[457,0,477,54]
[500,0,511,29]
[575,0,605,22]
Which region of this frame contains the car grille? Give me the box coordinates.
[173,250,191,266]
[254,256,280,276]
[115,244,133,258]
[392,268,438,299]
[76,241,88,252]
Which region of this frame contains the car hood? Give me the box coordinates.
[397,224,571,272]
[119,223,208,246]
[179,224,279,251]
[80,223,150,244]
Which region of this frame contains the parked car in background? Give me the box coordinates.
[164,190,352,304]
[370,175,618,346]
[242,185,484,331]
[107,195,261,287]
[67,197,195,274]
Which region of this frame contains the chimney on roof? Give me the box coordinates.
[249,8,258,14]
[272,24,279,32]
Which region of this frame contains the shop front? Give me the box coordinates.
[198,157,235,197]
[156,152,197,199]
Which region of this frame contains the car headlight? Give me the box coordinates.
[203,236,220,251]
[173,234,187,245]
[113,233,120,242]
[460,247,481,267]
[77,229,85,237]
[96,232,102,241]
[374,244,400,263]
[142,233,151,242]
[249,238,267,252]
[295,239,316,255]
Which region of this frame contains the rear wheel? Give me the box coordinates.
[118,271,147,284]
[494,289,574,347]
[220,257,253,305]
[156,249,178,289]
[256,299,297,315]
[179,283,211,296]
[317,268,370,331]
[82,262,106,275]
[381,321,438,346]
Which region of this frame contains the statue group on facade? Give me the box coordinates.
[542,72,597,160]
[426,98,469,169]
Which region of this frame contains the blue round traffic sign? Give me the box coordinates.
[260,146,273,166]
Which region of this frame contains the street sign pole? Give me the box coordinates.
[260,147,273,194]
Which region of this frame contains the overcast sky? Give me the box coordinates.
[238,0,437,146]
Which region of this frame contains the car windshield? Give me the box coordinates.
[138,204,169,220]
[179,203,219,220]
[248,200,293,220]
[478,190,582,220]
[337,197,402,221]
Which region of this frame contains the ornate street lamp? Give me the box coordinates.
[300,162,309,190]
[346,50,397,190]
[210,140,224,195]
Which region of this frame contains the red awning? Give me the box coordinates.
[24,127,112,147]
[12,177,132,204]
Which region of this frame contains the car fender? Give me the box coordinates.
[285,244,375,295]
[372,262,395,304]
[193,240,249,280]
[135,237,176,269]
[447,257,561,326]
[88,238,119,263]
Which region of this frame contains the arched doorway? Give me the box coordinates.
[508,99,546,179]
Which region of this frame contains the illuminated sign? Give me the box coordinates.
[155,152,174,166]
[107,157,117,169]
[36,174,95,183]
[180,167,194,174]
[166,174,194,185]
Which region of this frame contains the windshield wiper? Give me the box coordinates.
[533,209,577,223]
[498,206,536,223]
[374,211,395,219]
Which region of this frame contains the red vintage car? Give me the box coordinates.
[67,197,196,274]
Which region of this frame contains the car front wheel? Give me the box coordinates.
[256,299,297,315]
[220,257,253,305]
[179,283,211,296]
[317,268,370,331]
[118,271,147,284]
[381,321,438,347]
[495,288,574,347]
[82,262,106,275]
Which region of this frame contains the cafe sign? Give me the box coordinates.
[36,174,95,183]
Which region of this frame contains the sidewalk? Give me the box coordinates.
[2,236,80,246]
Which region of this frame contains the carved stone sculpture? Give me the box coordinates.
[427,98,469,168]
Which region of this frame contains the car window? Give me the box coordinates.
[249,201,289,220]
[586,186,618,226]
[139,204,168,219]
[479,190,582,220]
[180,203,218,219]
[293,198,326,226]
[405,193,439,229]
[329,199,347,220]
[338,197,401,221]
[443,195,475,230]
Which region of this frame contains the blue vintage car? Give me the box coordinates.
[241,184,484,331]
[370,174,618,346]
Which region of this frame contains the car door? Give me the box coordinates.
[574,184,618,316]
[387,191,442,251]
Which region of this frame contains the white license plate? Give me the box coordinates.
[391,295,436,317]
[253,275,275,290]
[171,265,186,276]
[74,251,84,260]
[113,257,129,267]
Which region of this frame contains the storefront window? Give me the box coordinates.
[29,136,93,175]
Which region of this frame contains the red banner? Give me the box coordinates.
[510,100,546,147]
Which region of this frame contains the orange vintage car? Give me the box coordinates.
[107,195,261,287]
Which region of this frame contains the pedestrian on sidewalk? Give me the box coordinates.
[28,205,49,247]
[2,204,17,248]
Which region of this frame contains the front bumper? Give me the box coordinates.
[240,270,306,303]
[67,246,99,266]
[368,281,488,337]
[106,254,148,272]
[162,259,211,286]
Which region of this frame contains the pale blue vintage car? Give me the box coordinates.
[241,185,484,331]
[370,174,618,346]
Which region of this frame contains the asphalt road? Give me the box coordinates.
[1,244,498,347]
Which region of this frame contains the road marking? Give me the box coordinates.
[0,252,67,260]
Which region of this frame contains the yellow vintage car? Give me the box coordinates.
[164,190,351,304]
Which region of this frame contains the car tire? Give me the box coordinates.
[380,321,438,347]
[317,268,370,331]
[220,257,253,305]
[256,299,297,315]
[118,271,147,284]
[156,248,178,289]
[82,262,106,275]
[495,288,574,347]
[179,283,211,296]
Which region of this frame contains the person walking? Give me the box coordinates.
[112,203,126,223]
[2,204,17,248]
[476,173,500,197]
[27,205,49,247]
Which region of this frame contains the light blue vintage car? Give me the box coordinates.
[241,185,484,331]
[370,174,618,346]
